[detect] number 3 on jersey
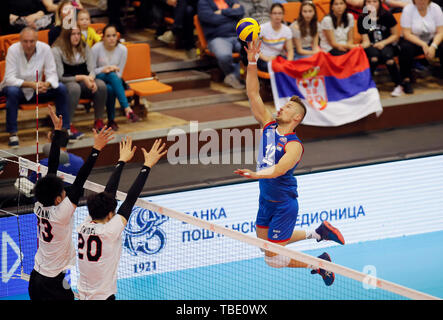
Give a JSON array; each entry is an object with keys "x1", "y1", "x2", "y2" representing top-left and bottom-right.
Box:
[
  {"x1": 37, "y1": 217, "x2": 54, "y2": 243},
  {"x1": 78, "y1": 234, "x2": 102, "y2": 262}
]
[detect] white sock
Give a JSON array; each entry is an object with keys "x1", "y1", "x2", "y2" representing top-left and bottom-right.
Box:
[{"x1": 306, "y1": 230, "x2": 321, "y2": 241}]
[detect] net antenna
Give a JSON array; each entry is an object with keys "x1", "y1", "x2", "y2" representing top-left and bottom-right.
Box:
[
  {"x1": 17, "y1": 157, "x2": 440, "y2": 301},
  {"x1": 35, "y1": 70, "x2": 40, "y2": 177}
]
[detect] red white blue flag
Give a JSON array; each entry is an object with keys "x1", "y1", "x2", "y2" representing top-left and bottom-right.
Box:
[{"x1": 269, "y1": 47, "x2": 383, "y2": 127}]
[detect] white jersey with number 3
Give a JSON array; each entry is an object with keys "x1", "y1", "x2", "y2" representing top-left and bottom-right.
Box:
[
  {"x1": 33, "y1": 198, "x2": 76, "y2": 277},
  {"x1": 76, "y1": 214, "x2": 125, "y2": 300}
]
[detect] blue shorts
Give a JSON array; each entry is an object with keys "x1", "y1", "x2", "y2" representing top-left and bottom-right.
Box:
[{"x1": 255, "y1": 196, "x2": 299, "y2": 243}]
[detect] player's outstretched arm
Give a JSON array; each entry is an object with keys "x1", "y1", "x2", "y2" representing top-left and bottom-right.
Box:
[
  {"x1": 104, "y1": 136, "x2": 137, "y2": 197},
  {"x1": 67, "y1": 127, "x2": 114, "y2": 207},
  {"x1": 245, "y1": 39, "x2": 273, "y2": 127},
  {"x1": 117, "y1": 139, "x2": 167, "y2": 225},
  {"x1": 46, "y1": 105, "x2": 67, "y2": 175},
  {"x1": 235, "y1": 141, "x2": 303, "y2": 179}
]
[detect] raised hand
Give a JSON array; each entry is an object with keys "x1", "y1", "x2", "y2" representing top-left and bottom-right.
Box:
[
  {"x1": 244, "y1": 39, "x2": 262, "y2": 63},
  {"x1": 48, "y1": 105, "x2": 63, "y2": 131},
  {"x1": 118, "y1": 136, "x2": 137, "y2": 163},
  {"x1": 92, "y1": 127, "x2": 114, "y2": 151},
  {"x1": 141, "y1": 139, "x2": 167, "y2": 168}
]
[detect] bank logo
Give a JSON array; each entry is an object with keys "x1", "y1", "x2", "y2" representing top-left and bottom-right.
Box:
[{"x1": 123, "y1": 207, "x2": 169, "y2": 256}]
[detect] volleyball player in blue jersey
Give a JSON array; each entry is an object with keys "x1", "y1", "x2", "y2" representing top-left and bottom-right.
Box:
[{"x1": 235, "y1": 40, "x2": 344, "y2": 286}]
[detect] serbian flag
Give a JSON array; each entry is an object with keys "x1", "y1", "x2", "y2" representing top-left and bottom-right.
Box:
[{"x1": 269, "y1": 47, "x2": 383, "y2": 127}]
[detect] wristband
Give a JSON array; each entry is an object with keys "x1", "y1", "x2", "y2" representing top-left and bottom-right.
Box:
[
  {"x1": 248, "y1": 61, "x2": 257, "y2": 65},
  {"x1": 431, "y1": 43, "x2": 438, "y2": 50}
]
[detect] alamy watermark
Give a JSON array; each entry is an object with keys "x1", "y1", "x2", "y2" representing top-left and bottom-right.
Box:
[{"x1": 166, "y1": 121, "x2": 267, "y2": 165}]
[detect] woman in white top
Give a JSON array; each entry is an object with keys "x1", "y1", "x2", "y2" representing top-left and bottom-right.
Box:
[
  {"x1": 290, "y1": 1, "x2": 321, "y2": 60},
  {"x1": 398, "y1": 0, "x2": 443, "y2": 93},
  {"x1": 319, "y1": 0, "x2": 359, "y2": 55},
  {"x1": 256, "y1": 3, "x2": 294, "y2": 72},
  {"x1": 92, "y1": 24, "x2": 139, "y2": 131}
]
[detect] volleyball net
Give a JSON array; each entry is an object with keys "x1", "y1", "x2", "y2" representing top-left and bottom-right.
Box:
[{"x1": 0, "y1": 153, "x2": 440, "y2": 300}]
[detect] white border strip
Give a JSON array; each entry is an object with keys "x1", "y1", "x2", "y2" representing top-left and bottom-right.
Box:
[{"x1": 20, "y1": 158, "x2": 440, "y2": 300}]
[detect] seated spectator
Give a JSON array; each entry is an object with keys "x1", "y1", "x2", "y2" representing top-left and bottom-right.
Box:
[
  {"x1": 239, "y1": 0, "x2": 273, "y2": 24},
  {"x1": 7, "y1": 0, "x2": 53, "y2": 33},
  {"x1": 0, "y1": 27, "x2": 70, "y2": 148},
  {"x1": 49, "y1": 0, "x2": 76, "y2": 46},
  {"x1": 157, "y1": 0, "x2": 199, "y2": 59},
  {"x1": 384, "y1": 0, "x2": 413, "y2": 13},
  {"x1": 290, "y1": 0, "x2": 321, "y2": 60},
  {"x1": 256, "y1": 3, "x2": 294, "y2": 71},
  {"x1": 91, "y1": 24, "x2": 140, "y2": 131},
  {"x1": 198, "y1": 0, "x2": 245, "y2": 89},
  {"x1": 52, "y1": 27, "x2": 107, "y2": 135},
  {"x1": 42, "y1": 0, "x2": 83, "y2": 13},
  {"x1": 398, "y1": 0, "x2": 443, "y2": 94},
  {"x1": 319, "y1": 0, "x2": 358, "y2": 55},
  {"x1": 359, "y1": 0, "x2": 402, "y2": 96},
  {"x1": 77, "y1": 9, "x2": 102, "y2": 48},
  {"x1": 28, "y1": 129, "x2": 84, "y2": 185}
]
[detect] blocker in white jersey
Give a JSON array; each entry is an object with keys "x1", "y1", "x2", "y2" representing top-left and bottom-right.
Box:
[
  {"x1": 28, "y1": 108, "x2": 114, "y2": 301},
  {"x1": 76, "y1": 137, "x2": 167, "y2": 300},
  {"x1": 77, "y1": 214, "x2": 125, "y2": 300},
  {"x1": 33, "y1": 198, "x2": 76, "y2": 277}
]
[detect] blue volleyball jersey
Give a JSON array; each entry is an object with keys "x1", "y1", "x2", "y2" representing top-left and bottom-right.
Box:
[{"x1": 257, "y1": 121, "x2": 304, "y2": 202}]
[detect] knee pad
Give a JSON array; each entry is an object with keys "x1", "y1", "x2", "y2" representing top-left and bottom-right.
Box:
[{"x1": 264, "y1": 254, "x2": 291, "y2": 268}]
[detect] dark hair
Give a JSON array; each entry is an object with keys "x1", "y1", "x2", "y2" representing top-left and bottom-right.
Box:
[
  {"x1": 297, "y1": 1, "x2": 318, "y2": 38},
  {"x1": 101, "y1": 24, "x2": 120, "y2": 46},
  {"x1": 290, "y1": 95, "x2": 307, "y2": 122},
  {"x1": 87, "y1": 192, "x2": 117, "y2": 220},
  {"x1": 270, "y1": 3, "x2": 285, "y2": 13},
  {"x1": 34, "y1": 174, "x2": 65, "y2": 206},
  {"x1": 329, "y1": 0, "x2": 349, "y2": 29},
  {"x1": 362, "y1": 0, "x2": 387, "y2": 18}
]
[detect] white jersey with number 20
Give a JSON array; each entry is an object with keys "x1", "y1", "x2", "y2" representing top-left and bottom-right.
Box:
[{"x1": 76, "y1": 214, "x2": 125, "y2": 300}]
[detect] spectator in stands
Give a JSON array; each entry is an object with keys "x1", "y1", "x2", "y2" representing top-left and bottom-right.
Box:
[
  {"x1": 92, "y1": 24, "x2": 140, "y2": 131},
  {"x1": 157, "y1": 0, "x2": 199, "y2": 59},
  {"x1": 28, "y1": 130, "x2": 84, "y2": 186},
  {"x1": 42, "y1": 0, "x2": 83, "y2": 13},
  {"x1": 0, "y1": 27, "x2": 70, "y2": 148},
  {"x1": 6, "y1": 0, "x2": 53, "y2": 33},
  {"x1": 239, "y1": 0, "x2": 273, "y2": 24},
  {"x1": 384, "y1": 0, "x2": 413, "y2": 13},
  {"x1": 52, "y1": 27, "x2": 107, "y2": 136},
  {"x1": 198, "y1": 0, "x2": 245, "y2": 89},
  {"x1": 77, "y1": 9, "x2": 102, "y2": 48},
  {"x1": 319, "y1": 0, "x2": 358, "y2": 55},
  {"x1": 49, "y1": 0, "x2": 76, "y2": 46},
  {"x1": 256, "y1": 3, "x2": 293, "y2": 71},
  {"x1": 398, "y1": 0, "x2": 443, "y2": 93},
  {"x1": 291, "y1": 0, "x2": 321, "y2": 60},
  {"x1": 358, "y1": 0, "x2": 402, "y2": 96}
]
